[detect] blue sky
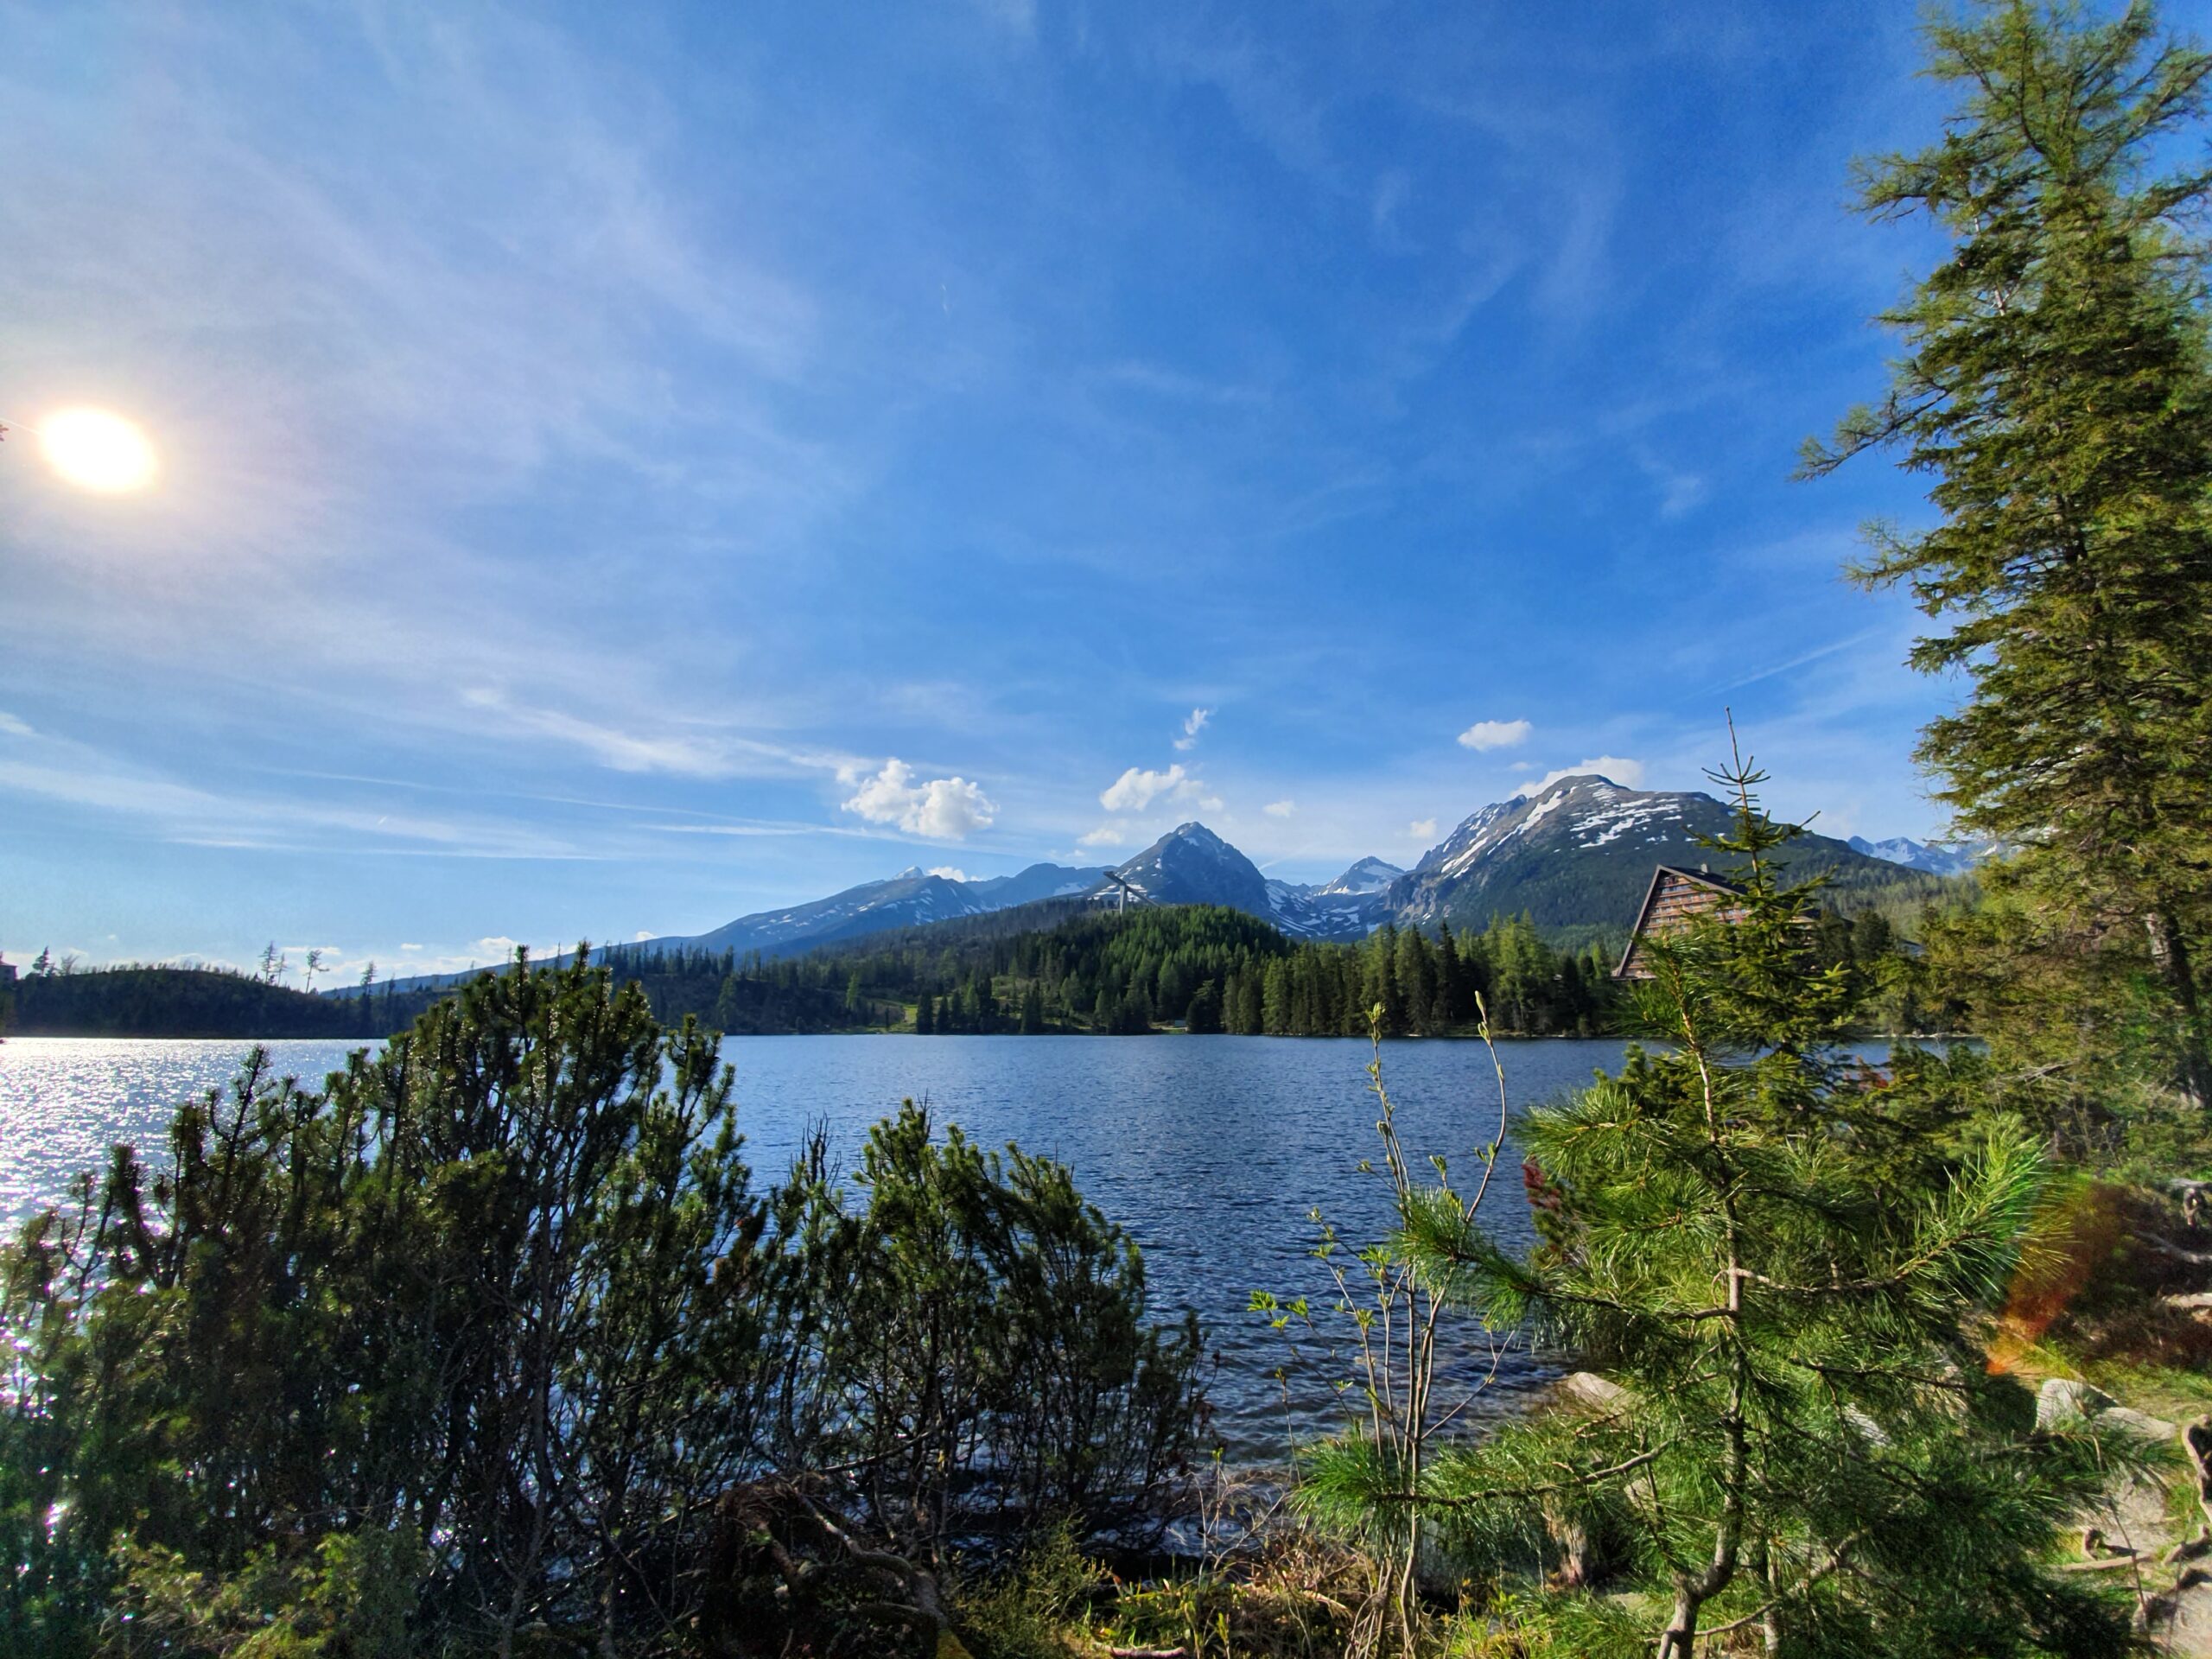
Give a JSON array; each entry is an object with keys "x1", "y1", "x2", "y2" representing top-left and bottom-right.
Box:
[{"x1": 6, "y1": 2, "x2": 2185, "y2": 978}]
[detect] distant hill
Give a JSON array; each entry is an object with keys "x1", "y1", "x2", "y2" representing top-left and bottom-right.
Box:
[
  {"x1": 639, "y1": 861, "x2": 1109, "y2": 962},
  {"x1": 5, "y1": 965, "x2": 427, "y2": 1039}
]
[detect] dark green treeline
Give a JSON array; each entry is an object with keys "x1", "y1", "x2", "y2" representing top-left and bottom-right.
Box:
[{"x1": 606, "y1": 904, "x2": 1624, "y2": 1038}]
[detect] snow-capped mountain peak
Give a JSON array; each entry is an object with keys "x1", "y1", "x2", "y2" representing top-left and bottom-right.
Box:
[
  {"x1": 1398, "y1": 775, "x2": 1911, "y2": 935},
  {"x1": 1316, "y1": 855, "x2": 1406, "y2": 897},
  {"x1": 1846, "y1": 835, "x2": 1993, "y2": 876}
]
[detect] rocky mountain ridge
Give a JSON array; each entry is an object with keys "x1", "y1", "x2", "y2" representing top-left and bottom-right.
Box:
[{"x1": 1394, "y1": 774, "x2": 1916, "y2": 943}]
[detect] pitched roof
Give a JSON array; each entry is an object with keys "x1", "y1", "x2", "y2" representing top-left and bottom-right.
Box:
[{"x1": 1614, "y1": 863, "x2": 1746, "y2": 980}]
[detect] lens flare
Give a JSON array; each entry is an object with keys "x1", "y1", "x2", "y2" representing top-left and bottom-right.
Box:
[{"x1": 38, "y1": 408, "x2": 158, "y2": 493}]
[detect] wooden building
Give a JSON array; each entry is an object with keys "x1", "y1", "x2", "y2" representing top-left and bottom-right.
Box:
[{"x1": 1613, "y1": 865, "x2": 1746, "y2": 980}]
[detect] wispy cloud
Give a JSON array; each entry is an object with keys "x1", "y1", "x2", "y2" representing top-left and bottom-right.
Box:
[
  {"x1": 1173, "y1": 707, "x2": 1213, "y2": 750},
  {"x1": 1713, "y1": 626, "x2": 1888, "y2": 695},
  {"x1": 0, "y1": 732, "x2": 590, "y2": 860},
  {"x1": 1638, "y1": 451, "x2": 1708, "y2": 518},
  {"x1": 1457, "y1": 717, "x2": 1531, "y2": 752}
]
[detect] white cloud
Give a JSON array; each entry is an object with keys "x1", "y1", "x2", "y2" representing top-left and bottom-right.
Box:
[
  {"x1": 842, "y1": 759, "x2": 997, "y2": 840},
  {"x1": 1408, "y1": 817, "x2": 1437, "y2": 840},
  {"x1": 1457, "y1": 718, "x2": 1532, "y2": 752},
  {"x1": 0, "y1": 712, "x2": 32, "y2": 737},
  {"x1": 1099, "y1": 762, "x2": 1212, "y2": 813},
  {"x1": 1173, "y1": 707, "x2": 1213, "y2": 751},
  {"x1": 632, "y1": 930, "x2": 652, "y2": 942},
  {"x1": 965, "y1": 0, "x2": 1037, "y2": 33},
  {"x1": 1078, "y1": 822, "x2": 1135, "y2": 849},
  {"x1": 400, "y1": 943, "x2": 423, "y2": 951},
  {"x1": 1262, "y1": 798, "x2": 1296, "y2": 817},
  {"x1": 1522, "y1": 756, "x2": 1646, "y2": 795},
  {"x1": 925, "y1": 865, "x2": 969, "y2": 882}
]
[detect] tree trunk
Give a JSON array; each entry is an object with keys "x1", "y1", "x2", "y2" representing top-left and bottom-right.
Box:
[
  {"x1": 1656, "y1": 1590, "x2": 1703, "y2": 1659},
  {"x1": 2145, "y1": 909, "x2": 2211, "y2": 1112}
]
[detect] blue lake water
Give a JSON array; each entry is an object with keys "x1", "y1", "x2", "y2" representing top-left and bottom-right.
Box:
[{"x1": 0, "y1": 1032, "x2": 1630, "y2": 1454}]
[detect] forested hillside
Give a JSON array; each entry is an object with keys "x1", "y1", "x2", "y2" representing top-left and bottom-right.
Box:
[
  {"x1": 3, "y1": 963, "x2": 438, "y2": 1039},
  {"x1": 592, "y1": 903, "x2": 1621, "y2": 1036}
]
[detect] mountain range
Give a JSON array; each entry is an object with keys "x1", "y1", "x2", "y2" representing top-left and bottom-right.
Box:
[
  {"x1": 1845, "y1": 834, "x2": 1996, "y2": 877},
  {"x1": 664, "y1": 860, "x2": 1110, "y2": 961},
  {"x1": 623, "y1": 773, "x2": 1958, "y2": 966}
]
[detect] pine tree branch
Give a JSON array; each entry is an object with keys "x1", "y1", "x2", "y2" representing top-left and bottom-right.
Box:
[
  {"x1": 1363, "y1": 1442, "x2": 1674, "y2": 1510},
  {"x1": 1694, "y1": 1530, "x2": 1867, "y2": 1637}
]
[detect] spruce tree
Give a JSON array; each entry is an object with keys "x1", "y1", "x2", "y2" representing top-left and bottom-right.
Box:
[
  {"x1": 1435, "y1": 918, "x2": 1465, "y2": 1023},
  {"x1": 1184, "y1": 980, "x2": 1224, "y2": 1033},
  {"x1": 1807, "y1": 0, "x2": 2212, "y2": 1109}
]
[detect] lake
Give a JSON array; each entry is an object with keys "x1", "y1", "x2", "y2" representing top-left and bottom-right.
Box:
[{"x1": 0, "y1": 1032, "x2": 1628, "y2": 1455}]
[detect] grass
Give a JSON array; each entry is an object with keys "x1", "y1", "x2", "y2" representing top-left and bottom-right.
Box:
[{"x1": 2074, "y1": 1357, "x2": 2212, "y2": 1425}]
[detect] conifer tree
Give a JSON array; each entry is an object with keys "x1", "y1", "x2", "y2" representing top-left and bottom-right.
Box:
[
  {"x1": 1306, "y1": 748, "x2": 2126, "y2": 1657},
  {"x1": 1185, "y1": 979, "x2": 1223, "y2": 1033},
  {"x1": 1262, "y1": 958, "x2": 1293, "y2": 1035},
  {"x1": 1807, "y1": 0, "x2": 2212, "y2": 1109}
]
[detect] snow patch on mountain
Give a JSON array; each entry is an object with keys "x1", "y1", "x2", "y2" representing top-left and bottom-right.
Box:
[
  {"x1": 1847, "y1": 835, "x2": 1993, "y2": 876},
  {"x1": 1316, "y1": 856, "x2": 1405, "y2": 897}
]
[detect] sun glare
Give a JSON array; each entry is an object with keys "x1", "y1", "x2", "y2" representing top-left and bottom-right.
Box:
[{"x1": 39, "y1": 407, "x2": 158, "y2": 493}]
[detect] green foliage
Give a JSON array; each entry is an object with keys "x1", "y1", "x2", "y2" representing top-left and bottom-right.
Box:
[
  {"x1": 771, "y1": 1102, "x2": 1207, "y2": 1557},
  {"x1": 601, "y1": 941, "x2": 893, "y2": 1033},
  {"x1": 102, "y1": 1527, "x2": 425, "y2": 1659},
  {"x1": 6, "y1": 963, "x2": 435, "y2": 1039},
  {"x1": 2, "y1": 951, "x2": 772, "y2": 1652},
  {"x1": 1314, "y1": 753, "x2": 2134, "y2": 1656},
  {"x1": 0, "y1": 949, "x2": 1208, "y2": 1657},
  {"x1": 950, "y1": 1523, "x2": 1105, "y2": 1659},
  {"x1": 1808, "y1": 0, "x2": 2212, "y2": 1111}
]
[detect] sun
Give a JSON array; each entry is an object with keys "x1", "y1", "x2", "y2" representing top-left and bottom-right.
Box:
[{"x1": 39, "y1": 408, "x2": 158, "y2": 493}]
